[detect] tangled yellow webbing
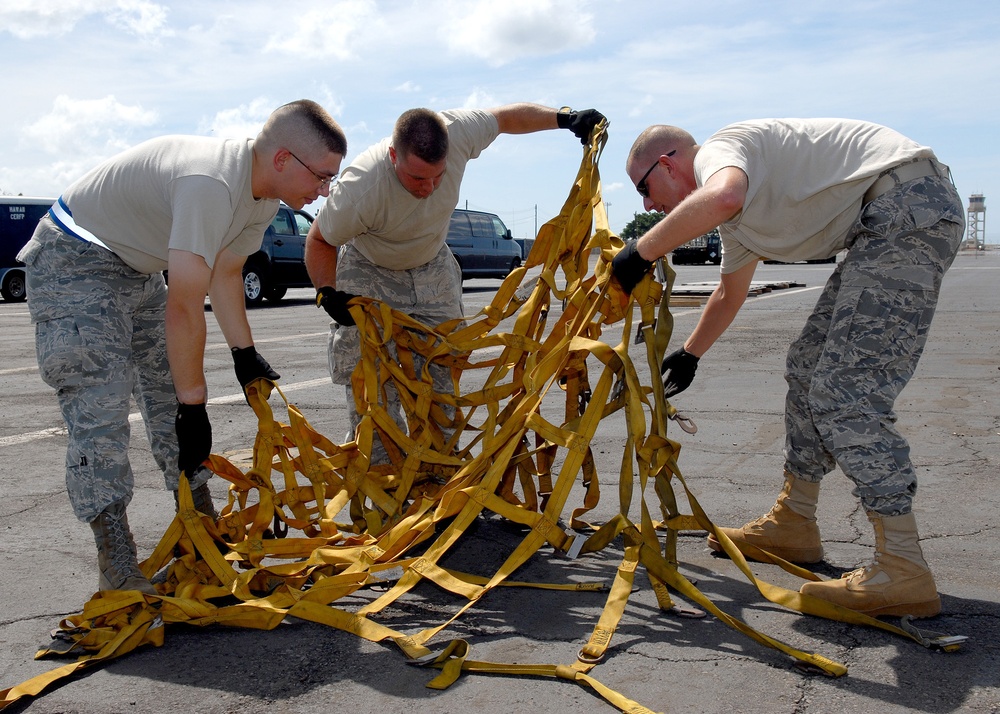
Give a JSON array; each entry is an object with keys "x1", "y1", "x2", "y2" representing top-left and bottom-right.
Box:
[{"x1": 5, "y1": 122, "x2": 958, "y2": 714}]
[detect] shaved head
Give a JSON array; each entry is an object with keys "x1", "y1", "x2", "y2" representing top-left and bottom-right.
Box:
[{"x1": 627, "y1": 125, "x2": 697, "y2": 169}]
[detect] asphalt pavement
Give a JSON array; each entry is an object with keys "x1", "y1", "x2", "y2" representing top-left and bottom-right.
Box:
[{"x1": 1, "y1": 250, "x2": 998, "y2": 714}]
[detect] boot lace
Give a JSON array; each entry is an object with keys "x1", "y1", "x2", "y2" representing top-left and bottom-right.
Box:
[{"x1": 101, "y1": 509, "x2": 142, "y2": 586}]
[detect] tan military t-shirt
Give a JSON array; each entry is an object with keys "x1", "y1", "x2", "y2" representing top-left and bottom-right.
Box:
[
  {"x1": 315, "y1": 109, "x2": 499, "y2": 271},
  {"x1": 694, "y1": 118, "x2": 935, "y2": 273},
  {"x1": 59, "y1": 135, "x2": 277, "y2": 274}
]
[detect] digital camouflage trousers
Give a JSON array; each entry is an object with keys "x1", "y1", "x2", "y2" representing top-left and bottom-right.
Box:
[
  {"x1": 328, "y1": 242, "x2": 465, "y2": 464},
  {"x1": 783, "y1": 172, "x2": 966, "y2": 515},
  {"x1": 21, "y1": 219, "x2": 209, "y2": 522}
]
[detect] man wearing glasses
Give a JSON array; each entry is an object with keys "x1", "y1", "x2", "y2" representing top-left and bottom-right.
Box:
[
  {"x1": 18, "y1": 100, "x2": 347, "y2": 595},
  {"x1": 611, "y1": 119, "x2": 964, "y2": 619},
  {"x1": 306, "y1": 103, "x2": 604, "y2": 466}
]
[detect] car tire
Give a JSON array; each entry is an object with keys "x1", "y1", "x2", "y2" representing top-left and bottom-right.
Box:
[
  {"x1": 265, "y1": 286, "x2": 287, "y2": 303},
  {"x1": 505, "y1": 257, "x2": 521, "y2": 278},
  {"x1": 1, "y1": 270, "x2": 26, "y2": 302},
  {"x1": 242, "y1": 264, "x2": 266, "y2": 306}
]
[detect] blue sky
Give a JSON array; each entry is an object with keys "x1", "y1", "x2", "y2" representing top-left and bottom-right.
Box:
[{"x1": 2, "y1": 0, "x2": 998, "y2": 242}]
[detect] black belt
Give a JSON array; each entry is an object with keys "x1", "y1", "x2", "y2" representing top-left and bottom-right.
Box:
[{"x1": 863, "y1": 158, "x2": 942, "y2": 204}]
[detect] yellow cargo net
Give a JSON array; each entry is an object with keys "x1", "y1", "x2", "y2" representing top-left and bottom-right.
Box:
[{"x1": 1, "y1": 123, "x2": 959, "y2": 713}]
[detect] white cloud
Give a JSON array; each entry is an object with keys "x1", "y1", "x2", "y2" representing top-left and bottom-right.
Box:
[
  {"x1": 442, "y1": 0, "x2": 596, "y2": 66},
  {"x1": 1, "y1": 1, "x2": 998, "y2": 236},
  {"x1": 461, "y1": 88, "x2": 499, "y2": 111},
  {"x1": 21, "y1": 95, "x2": 158, "y2": 155},
  {"x1": 628, "y1": 96, "x2": 654, "y2": 119},
  {"x1": 264, "y1": 0, "x2": 383, "y2": 61},
  {"x1": 309, "y1": 86, "x2": 347, "y2": 120},
  {"x1": 106, "y1": 0, "x2": 169, "y2": 36},
  {"x1": 197, "y1": 97, "x2": 276, "y2": 139},
  {"x1": 0, "y1": 0, "x2": 168, "y2": 39}
]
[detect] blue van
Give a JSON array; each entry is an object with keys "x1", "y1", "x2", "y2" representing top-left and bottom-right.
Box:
[
  {"x1": 446, "y1": 209, "x2": 522, "y2": 279},
  {"x1": 1, "y1": 196, "x2": 55, "y2": 302}
]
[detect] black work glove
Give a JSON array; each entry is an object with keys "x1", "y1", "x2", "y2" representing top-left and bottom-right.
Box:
[
  {"x1": 176, "y1": 402, "x2": 212, "y2": 477},
  {"x1": 661, "y1": 349, "x2": 700, "y2": 398},
  {"x1": 317, "y1": 286, "x2": 359, "y2": 326},
  {"x1": 611, "y1": 240, "x2": 654, "y2": 295},
  {"x1": 556, "y1": 107, "x2": 606, "y2": 144},
  {"x1": 231, "y1": 345, "x2": 280, "y2": 390}
]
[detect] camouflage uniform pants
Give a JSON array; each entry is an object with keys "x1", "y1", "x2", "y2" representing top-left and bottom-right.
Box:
[
  {"x1": 328, "y1": 242, "x2": 464, "y2": 464},
  {"x1": 783, "y1": 171, "x2": 965, "y2": 515},
  {"x1": 20, "y1": 218, "x2": 205, "y2": 523}
]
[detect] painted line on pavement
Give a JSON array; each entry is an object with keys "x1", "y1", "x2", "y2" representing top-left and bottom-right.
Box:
[
  {"x1": 0, "y1": 286, "x2": 824, "y2": 447},
  {"x1": 0, "y1": 377, "x2": 335, "y2": 448}
]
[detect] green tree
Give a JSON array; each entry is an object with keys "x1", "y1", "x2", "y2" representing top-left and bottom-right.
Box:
[{"x1": 620, "y1": 211, "x2": 665, "y2": 242}]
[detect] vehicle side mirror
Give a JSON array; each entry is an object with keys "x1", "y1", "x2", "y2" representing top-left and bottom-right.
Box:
[{"x1": 505, "y1": 229, "x2": 512, "y2": 240}]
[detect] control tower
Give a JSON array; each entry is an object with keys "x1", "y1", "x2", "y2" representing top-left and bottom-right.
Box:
[{"x1": 966, "y1": 194, "x2": 986, "y2": 250}]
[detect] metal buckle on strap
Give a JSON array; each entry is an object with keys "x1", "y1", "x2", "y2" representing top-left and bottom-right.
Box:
[{"x1": 863, "y1": 158, "x2": 941, "y2": 204}]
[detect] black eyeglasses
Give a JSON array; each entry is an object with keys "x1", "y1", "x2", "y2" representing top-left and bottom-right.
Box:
[
  {"x1": 636, "y1": 149, "x2": 676, "y2": 198},
  {"x1": 288, "y1": 150, "x2": 335, "y2": 188}
]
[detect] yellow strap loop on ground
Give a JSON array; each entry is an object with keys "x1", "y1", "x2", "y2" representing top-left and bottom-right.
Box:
[{"x1": 3, "y1": 119, "x2": 963, "y2": 714}]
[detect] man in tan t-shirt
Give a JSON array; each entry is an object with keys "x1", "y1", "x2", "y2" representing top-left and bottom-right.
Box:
[
  {"x1": 611, "y1": 118, "x2": 964, "y2": 619},
  {"x1": 306, "y1": 104, "x2": 604, "y2": 464},
  {"x1": 19, "y1": 100, "x2": 347, "y2": 595}
]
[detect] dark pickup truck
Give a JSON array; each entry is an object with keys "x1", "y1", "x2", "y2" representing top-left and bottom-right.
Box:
[{"x1": 241, "y1": 203, "x2": 316, "y2": 304}]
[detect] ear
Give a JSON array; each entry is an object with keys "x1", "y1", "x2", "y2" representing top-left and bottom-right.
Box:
[
  {"x1": 388, "y1": 145, "x2": 397, "y2": 164},
  {"x1": 273, "y1": 148, "x2": 291, "y2": 173}
]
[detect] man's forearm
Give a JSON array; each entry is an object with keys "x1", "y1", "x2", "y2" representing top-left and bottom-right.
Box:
[
  {"x1": 682, "y1": 262, "x2": 755, "y2": 356},
  {"x1": 209, "y1": 273, "x2": 254, "y2": 351},
  {"x1": 491, "y1": 103, "x2": 560, "y2": 135},
  {"x1": 165, "y1": 299, "x2": 209, "y2": 403},
  {"x1": 305, "y1": 223, "x2": 340, "y2": 288}
]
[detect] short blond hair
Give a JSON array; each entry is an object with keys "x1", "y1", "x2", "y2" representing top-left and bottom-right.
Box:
[
  {"x1": 256, "y1": 99, "x2": 347, "y2": 157},
  {"x1": 628, "y1": 125, "x2": 696, "y2": 168}
]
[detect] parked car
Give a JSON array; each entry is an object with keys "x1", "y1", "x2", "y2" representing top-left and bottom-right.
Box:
[
  {"x1": 241, "y1": 203, "x2": 316, "y2": 305},
  {"x1": 446, "y1": 209, "x2": 522, "y2": 279},
  {"x1": 671, "y1": 229, "x2": 721, "y2": 266},
  {"x1": 0, "y1": 196, "x2": 56, "y2": 302}
]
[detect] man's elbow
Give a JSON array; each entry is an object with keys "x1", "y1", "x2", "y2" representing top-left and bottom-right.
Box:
[
  {"x1": 707, "y1": 169, "x2": 748, "y2": 222},
  {"x1": 714, "y1": 189, "x2": 745, "y2": 223}
]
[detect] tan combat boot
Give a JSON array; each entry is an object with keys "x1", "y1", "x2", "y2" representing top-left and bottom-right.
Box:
[
  {"x1": 799, "y1": 510, "x2": 940, "y2": 618},
  {"x1": 707, "y1": 472, "x2": 824, "y2": 564},
  {"x1": 90, "y1": 500, "x2": 157, "y2": 595}
]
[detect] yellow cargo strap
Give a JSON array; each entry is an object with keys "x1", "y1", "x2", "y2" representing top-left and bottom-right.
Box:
[{"x1": 1, "y1": 121, "x2": 964, "y2": 713}]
